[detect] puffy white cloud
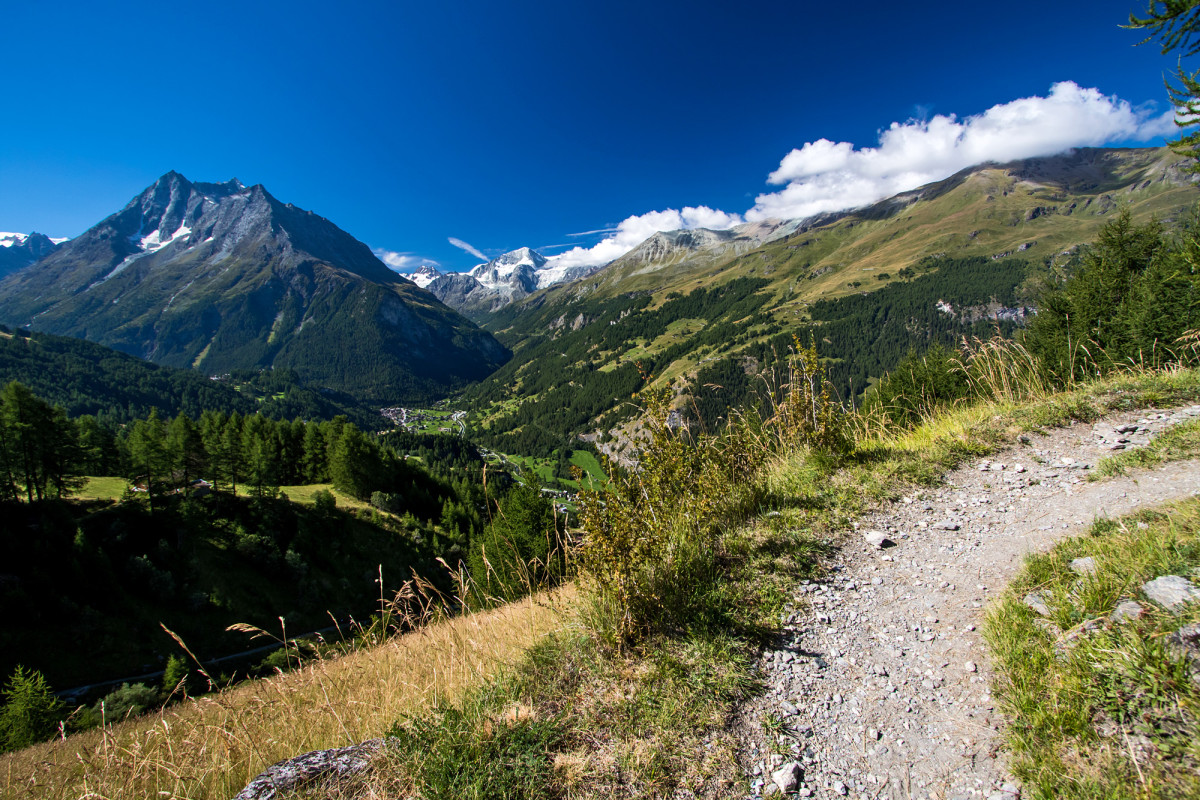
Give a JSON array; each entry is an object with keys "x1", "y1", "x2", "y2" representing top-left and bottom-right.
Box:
[
  {"x1": 549, "y1": 205, "x2": 744, "y2": 269},
  {"x1": 373, "y1": 248, "x2": 437, "y2": 272},
  {"x1": 448, "y1": 236, "x2": 488, "y2": 262},
  {"x1": 747, "y1": 81, "x2": 1176, "y2": 221}
]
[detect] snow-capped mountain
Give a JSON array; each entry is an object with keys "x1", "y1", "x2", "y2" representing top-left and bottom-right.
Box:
[
  {"x1": 0, "y1": 232, "x2": 70, "y2": 248},
  {"x1": 406, "y1": 264, "x2": 444, "y2": 289},
  {"x1": 424, "y1": 247, "x2": 600, "y2": 317},
  {"x1": 0, "y1": 231, "x2": 67, "y2": 278},
  {"x1": 469, "y1": 246, "x2": 598, "y2": 293},
  {"x1": 467, "y1": 247, "x2": 548, "y2": 294}
]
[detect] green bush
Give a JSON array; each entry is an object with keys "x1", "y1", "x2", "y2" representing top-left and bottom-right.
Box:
[
  {"x1": 576, "y1": 344, "x2": 846, "y2": 645},
  {"x1": 92, "y1": 682, "x2": 161, "y2": 723},
  {"x1": 468, "y1": 485, "x2": 565, "y2": 602},
  {"x1": 162, "y1": 653, "x2": 189, "y2": 696},
  {"x1": 862, "y1": 342, "x2": 971, "y2": 427}
]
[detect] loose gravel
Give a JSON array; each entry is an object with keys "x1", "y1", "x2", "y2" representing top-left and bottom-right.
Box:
[{"x1": 739, "y1": 407, "x2": 1200, "y2": 800}]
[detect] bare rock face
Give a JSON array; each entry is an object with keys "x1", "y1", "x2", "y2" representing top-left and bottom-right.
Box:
[{"x1": 231, "y1": 738, "x2": 391, "y2": 800}]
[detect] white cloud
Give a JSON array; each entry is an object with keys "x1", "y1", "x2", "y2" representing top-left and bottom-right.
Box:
[
  {"x1": 549, "y1": 205, "x2": 744, "y2": 269},
  {"x1": 747, "y1": 81, "x2": 1176, "y2": 221},
  {"x1": 567, "y1": 226, "x2": 620, "y2": 237},
  {"x1": 448, "y1": 236, "x2": 488, "y2": 262},
  {"x1": 373, "y1": 248, "x2": 437, "y2": 273}
]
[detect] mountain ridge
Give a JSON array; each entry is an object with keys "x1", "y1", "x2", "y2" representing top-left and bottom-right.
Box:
[
  {"x1": 0, "y1": 231, "x2": 65, "y2": 279},
  {"x1": 463, "y1": 146, "x2": 1200, "y2": 458},
  {"x1": 0, "y1": 172, "x2": 509, "y2": 403}
]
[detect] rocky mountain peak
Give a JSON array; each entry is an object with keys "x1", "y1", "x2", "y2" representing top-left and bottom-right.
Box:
[
  {"x1": 0, "y1": 173, "x2": 509, "y2": 401},
  {"x1": 492, "y1": 246, "x2": 547, "y2": 269},
  {"x1": 0, "y1": 231, "x2": 65, "y2": 279},
  {"x1": 407, "y1": 264, "x2": 443, "y2": 288}
]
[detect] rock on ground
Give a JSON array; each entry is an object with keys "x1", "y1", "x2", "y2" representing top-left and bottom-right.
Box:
[{"x1": 232, "y1": 738, "x2": 390, "y2": 800}]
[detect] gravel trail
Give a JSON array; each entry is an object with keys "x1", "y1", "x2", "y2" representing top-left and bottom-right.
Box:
[{"x1": 741, "y1": 407, "x2": 1200, "y2": 800}]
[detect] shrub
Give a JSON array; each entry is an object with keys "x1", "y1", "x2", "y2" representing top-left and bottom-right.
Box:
[
  {"x1": 162, "y1": 654, "x2": 189, "y2": 696},
  {"x1": 468, "y1": 485, "x2": 565, "y2": 602},
  {"x1": 861, "y1": 342, "x2": 970, "y2": 427},
  {"x1": 766, "y1": 337, "x2": 848, "y2": 453},
  {"x1": 312, "y1": 488, "x2": 337, "y2": 513},
  {"x1": 576, "y1": 386, "x2": 759, "y2": 645},
  {"x1": 92, "y1": 682, "x2": 161, "y2": 723},
  {"x1": 575, "y1": 344, "x2": 848, "y2": 645}
]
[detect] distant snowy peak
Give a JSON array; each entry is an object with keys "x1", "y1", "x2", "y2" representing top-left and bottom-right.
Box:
[
  {"x1": 424, "y1": 246, "x2": 599, "y2": 316},
  {"x1": 467, "y1": 247, "x2": 547, "y2": 293},
  {"x1": 0, "y1": 232, "x2": 68, "y2": 248},
  {"x1": 532, "y1": 259, "x2": 599, "y2": 291},
  {"x1": 468, "y1": 246, "x2": 595, "y2": 293},
  {"x1": 0, "y1": 232, "x2": 67, "y2": 278},
  {"x1": 407, "y1": 264, "x2": 444, "y2": 289},
  {"x1": 491, "y1": 246, "x2": 547, "y2": 271},
  {"x1": 468, "y1": 246, "x2": 548, "y2": 287}
]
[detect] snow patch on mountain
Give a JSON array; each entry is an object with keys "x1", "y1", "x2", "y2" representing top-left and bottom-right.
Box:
[
  {"x1": 0, "y1": 232, "x2": 28, "y2": 248},
  {"x1": 139, "y1": 224, "x2": 192, "y2": 252}
]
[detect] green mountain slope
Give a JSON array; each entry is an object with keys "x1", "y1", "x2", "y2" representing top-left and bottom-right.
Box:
[{"x1": 466, "y1": 148, "x2": 1199, "y2": 456}]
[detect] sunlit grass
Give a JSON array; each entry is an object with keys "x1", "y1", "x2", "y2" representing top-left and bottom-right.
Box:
[
  {"x1": 1092, "y1": 417, "x2": 1200, "y2": 479},
  {"x1": 984, "y1": 503, "x2": 1200, "y2": 799},
  {"x1": 72, "y1": 475, "x2": 128, "y2": 501},
  {"x1": 0, "y1": 587, "x2": 576, "y2": 800}
]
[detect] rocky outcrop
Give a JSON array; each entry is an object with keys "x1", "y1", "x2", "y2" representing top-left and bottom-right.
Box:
[{"x1": 232, "y1": 738, "x2": 392, "y2": 800}]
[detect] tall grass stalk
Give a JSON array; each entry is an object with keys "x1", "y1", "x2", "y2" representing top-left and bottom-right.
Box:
[{"x1": 957, "y1": 335, "x2": 1055, "y2": 405}]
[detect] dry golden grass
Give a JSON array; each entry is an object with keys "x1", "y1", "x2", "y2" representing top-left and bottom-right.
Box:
[{"x1": 0, "y1": 586, "x2": 576, "y2": 800}]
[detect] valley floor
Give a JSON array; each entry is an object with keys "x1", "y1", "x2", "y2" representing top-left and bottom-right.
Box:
[{"x1": 738, "y1": 407, "x2": 1200, "y2": 800}]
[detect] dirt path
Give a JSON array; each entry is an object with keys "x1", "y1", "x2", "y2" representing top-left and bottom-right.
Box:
[{"x1": 740, "y1": 406, "x2": 1200, "y2": 800}]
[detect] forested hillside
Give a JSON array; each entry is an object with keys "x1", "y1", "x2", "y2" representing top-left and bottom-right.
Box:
[
  {"x1": 466, "y1": 256, "x2": 1033, "y2": 456},
  {"x1": 0, "y1": 382, "x2": 564, "y2": 699},
  {"x1": 0, "y1": 326, "x2": 381, "y2": 428}
]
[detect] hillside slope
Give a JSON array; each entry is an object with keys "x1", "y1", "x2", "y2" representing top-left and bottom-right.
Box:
[
  {"x1": 0, "y1": 326, "x2": 379, "y2": 426},
  {"x1": 465, "y1": 148, "x2": 1199, "y2": 456}
]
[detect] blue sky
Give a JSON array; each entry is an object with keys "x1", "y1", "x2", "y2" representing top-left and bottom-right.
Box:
[{"x1": 0, "y1": 0, "x2": 1186, "y2": 271}]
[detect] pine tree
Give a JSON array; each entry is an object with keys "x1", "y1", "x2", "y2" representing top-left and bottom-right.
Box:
[
  {"x1": 1129, "y1": 1, "x2": 1200, "y2": 170},
  {"x1": 127, "y1": 409, "x2": 168, "y2": 512},
  {"x1": 0, "y1": 665, "x2": 65, "y2": 752}
]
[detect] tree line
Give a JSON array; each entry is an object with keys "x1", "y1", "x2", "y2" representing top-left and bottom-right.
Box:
[
  {"x1": 864, "y1": 208, "x2": 1200, "y2": 425},
  {"x1": 0, "y1": 326, "x2": 383, "y2": 428}
]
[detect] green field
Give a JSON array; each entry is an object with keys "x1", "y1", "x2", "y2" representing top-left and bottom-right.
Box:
[
  {"x1": 494, "y1": 449, "x2": 608, "y2": 489},
  {"x1": 71, "y1": 477, "x2": 378, "y2": 515},
  {"x1": 570, "y1": 449, "x2": 606, "y2": 488},
  {"x1": 74, "y1": 476, "x2": 129, "y2": 501}
]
